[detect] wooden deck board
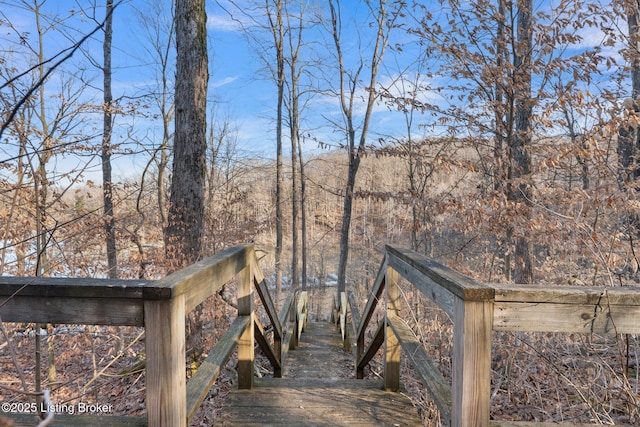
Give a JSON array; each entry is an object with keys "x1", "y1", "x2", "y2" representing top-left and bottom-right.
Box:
[
  {"x1": 217, "y1": 321, "x2": 422, "y2": 426},
  {"x1": 217, "y1": 378, "x2": 420, "y2": 426},
  {"x1": 2, "y1": 414, "x2": 147, "y2": 426}
]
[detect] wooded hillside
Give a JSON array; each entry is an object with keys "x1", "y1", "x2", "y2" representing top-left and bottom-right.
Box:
[{"x1": 2, "y1": 0, "x2": 640, "y2": 424}]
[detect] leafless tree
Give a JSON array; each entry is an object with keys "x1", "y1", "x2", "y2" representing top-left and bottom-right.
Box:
[
  {"x1": 164, "y1": 0, "x2": 208, "y2": 269},
  {"x1": 324, "y1": 0, "x2": 399, "y2": 294}
]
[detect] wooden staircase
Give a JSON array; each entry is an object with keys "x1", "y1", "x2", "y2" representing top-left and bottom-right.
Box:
[{"x1": 216, "y1": 321, "x2": 422, "y2": 426}]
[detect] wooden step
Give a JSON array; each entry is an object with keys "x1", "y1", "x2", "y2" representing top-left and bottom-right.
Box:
[
  {"x1": 284, "y1": 321, "x2": 352, "y2": 379},
  {"x1": 216, "y1": 321, "x2": 423, "y2": 426},
  {"x1": 216, "y1": 377, "x2": 422, "y2": 426}
]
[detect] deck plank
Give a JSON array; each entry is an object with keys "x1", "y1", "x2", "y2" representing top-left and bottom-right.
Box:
[{"x1": 217, "y1": 321, "x2": 422, "y2": 426}]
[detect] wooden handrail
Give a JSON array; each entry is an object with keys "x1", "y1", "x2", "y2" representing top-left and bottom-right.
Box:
[
  {"x1": 353, "y1": 257, "x2": 387, "y2": 378},
  {"x1": 254, "y1": 265, "x2": 283, "y2": 342},
  {"x1": 352, "y1": 245, "x2": 640, "y2": 427},
  {"x1": 347, "y1": 290, "x2": 360, "y2": 332},
  {"x1": 278, "y1": 290, "x2": 302, "y2": 354},
  {"x1": 385, "y1": 245, "x2": 493, "y2": 302},
  {"x1": 387, "y1": 313, "x2": 452, "y2": 423},
  {"x1": 296, "y1": 291, "x2": 308, "y2": 341},
  {"x1": 338, "y1": 292, "x2": 347, "y2": 340},
  {"x1": 331, "y1": 290, "x2": 355, "y2": 352},
  {"x1": 493, "y1": 283, "x2": 640, "y2": 334},
  {"x1": 357, "y1": 318, "x2": 384, "y2": 375},
  {"x1": 186, "y1": 315, "x2": 250, "y2": 423},
  {"x1": 157, "y1": 245, "x2": 252, "y2": 311},
  {"x1": 0, "y1": 243, "x2": 299, "y2": 427}
]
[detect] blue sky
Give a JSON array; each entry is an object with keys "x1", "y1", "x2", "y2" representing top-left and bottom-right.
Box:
[{"x1": 0, "y1": 0, "x2": 631, "y2": 184}]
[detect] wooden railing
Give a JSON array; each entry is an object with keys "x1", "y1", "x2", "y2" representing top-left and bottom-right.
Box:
[
  {"x1": 0, "y1": 244, "x2": 305, "y2": 427},
  {"x1": 347, "y1": 245, "x2": 640, "y2": 427}
]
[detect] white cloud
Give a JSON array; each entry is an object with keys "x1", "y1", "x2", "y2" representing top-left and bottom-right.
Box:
[
  {"x1": 207, "y1": 14, "x2": 244, "y2": 32},
  {"x1": 212, "y1": 76, "x2": 239, "y2": 88}
]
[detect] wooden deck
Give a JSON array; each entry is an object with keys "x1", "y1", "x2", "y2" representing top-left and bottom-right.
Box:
[{"x1": 216, "y1": 321, "x2": 423, "y2": 426}]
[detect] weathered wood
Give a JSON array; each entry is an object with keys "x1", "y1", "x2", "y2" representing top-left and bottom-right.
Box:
[
  {"x1": 3, "y1": 414, "x2": 147, "y2": 426},
  {"x1": 0, "y1": 245, "x2": 256, "y2": 325},
  {"x1": 279, "y1": 292, "x2": 295, "y2": 354},
  {"x1": 357, "y1": 319, "x2": 384, "y2": 378},
  {"x1": 494, "y1": 301, "x2": 640, "y2": 334},
  {"x1": 387, "y1": 313, "x2": 452, "y2": 424},
  {"x1": 253, "y1": 260, "x2": 283, "y2": 341},
  {"x1": 344, "y1": 291, "x2": 358, "y2": 353},
  {"x1": 219, "y1": 321, "x2": 422, "y2": 426},
  {"x1": 493, "y1": 283, "x2": 640, "y2": 305},
  {"x1": 339, "y1": 292, "x2": 347, "y2": 341},
  {"x1": 0, "y1": 277, "x2": 148, "y2": 325},
  {"x1": 144, "y1": 294, "x2": 186, "y2": 427},
  {"x1": 278, "y1": 293, "x2": 294, "y2": 328},
  {"x1": 296, "y1": 291, "x2": 308, "y2": 340},
  {"x1": 151, "y1": 244, "x2": 252, "y2": 311},
  {"x1": 384, "y1": 267, "x2": 401, "y2": 392},
  {"x1": 218, "y1": 378, "x2": 422, "y2": 427},
  {"x1": 349, "y1": 286, "x2": 368, "y2": 379},
  {"x1": 283, "y1": 321, "x2": 351, "y2": 378},
  {"x1": 0, "y1": 244, "x2": 278, "y2": 426},
  {"x1": 347, "y1": 290, "x2": 361, "y2": 332},
  {"x1": 237, "y1": 265, "x2": 254, "y2": 390},
  {"x1": 0, "y1": 295, "x2": 144, "y2": 326},
  {"x1": 494, "y1": 284, "x2": 640, "y2": 334},
  {"x1": 186, "y1": 315, "x2": 249, "y2": 423},
  {"x1": 0, "y1": 276, "x2": 151, "y2": 299},
  {"x1": 254, "y1": 316, "x2": 281, "y2": 375},
  {"x1": 386, "y1": 244, "x2": 494, "y2": 302},
  {"x1": 281, "y1": 319, "x2": 297, "y2": 358},
  {"x1": 489, "y1": 422, "x2": 637, "y2": 427},
  {"x1": 356, "y1": 257, "x2": 386, "y2": 341},
  {"x1": 452, "y1": 296, "x2": 492, "y2": 427},
  {"x1": 387, "y1": 250, "x2": 456, "y2": 316}
]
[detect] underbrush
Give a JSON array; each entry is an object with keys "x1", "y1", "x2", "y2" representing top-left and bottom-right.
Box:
[{"x1": 400, "y1": 300, "x2": 640, "y2": 426}]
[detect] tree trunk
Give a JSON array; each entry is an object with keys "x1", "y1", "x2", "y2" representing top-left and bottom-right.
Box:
[
  {"x1": 270, "y1": 0, "x2": 285, "y2": 304},
  {"x1": 297, "y1": 138, "x2": 308, "y2": 289},
  {"x1": 511, "y1": 0, "x2": 534, "y2": 284},
  {"x1": 34, "y1": 0, "x2": 54, "y2": 404},
  {"x1": 165, "y1": 0, "x2": 208, "y2": 270},
  {"x1": 290, "y1": 119, "x2": 299, "y2": 290},
  {"x1": 165, "y1": 0, "x2": 208, "y2": 360},
  {"x1": 289, "y1": 28, "x2": 300, "y2": 290},
  {"x1": 630, "y1": 5, "x2": 640, "y2": 97},
  {"x1": 102, "y1": 0, "x2": 118, "y2": 280},
  {"x1": 337, "y1": 153, "x2": 360, "y2": 294},
  {"x1": 331, "y1": 0, "x2": 390, "y2": 295}
]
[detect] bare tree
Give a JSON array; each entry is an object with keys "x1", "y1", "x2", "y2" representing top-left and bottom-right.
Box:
[
  {"x1": 510, "y1": 0, "x2": 534, "y2": 283},
  {"x1": 164, "y1": 0, "x2": 208, "y2": 269},
  {"x1": 163, "y1": 0, "x2": 208, "y2": 360},
  {"x1": 135, "y1": 0, "x2": 175, "y2": 227},
  {"x1": 266, "y1": 0, "x2": 286, "y2": 301},
  {"x1": 325, "y1": 0, "x2": 398, "y2": 295},
  {"x1": 284, "y1": 0, "x2": 310, "y2": 289},
  {"x1": 102, "y1": 0, "x2": 118, "y2": 280}
]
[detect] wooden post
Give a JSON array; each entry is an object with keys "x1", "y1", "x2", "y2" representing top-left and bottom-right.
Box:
[
  {"x1": 341, "y1": 292, "x2": 352, "y2": 352},
  {"x1": 384, "y1": 267, "x2": 401, "y2": 392},
  {"x1": 144, "y1": 295, "x2": 186, "y2": 427},
  {"x1": 290, "y1": 291, "x2": 298, "y2": 350},
  {"x1": 356, "y1": 327, "x2": 365, "y2": 379},
  {"x1": 237, "y1": 263, "x2": 254, "y2": 389},
  {"x1": 452, "y1": 297, "x2": 492, "y2": 427}
]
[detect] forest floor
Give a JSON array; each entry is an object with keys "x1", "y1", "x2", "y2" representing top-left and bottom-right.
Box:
[{"x1": 0, "y1": 287, "x2": 639, "y2": 426}]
